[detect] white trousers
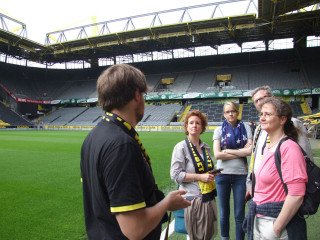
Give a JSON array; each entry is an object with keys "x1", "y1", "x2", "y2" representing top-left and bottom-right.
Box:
[{"x1": 253, "y1": 216, "x2": 288, "y2": 240}]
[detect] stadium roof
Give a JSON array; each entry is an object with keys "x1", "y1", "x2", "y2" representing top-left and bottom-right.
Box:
[
  {"x1": 258, "y1": 0, "x2": 320, "y2": 19},
  {"x1": 0, "y1": 0, "x2": 319, "y2": 64}
]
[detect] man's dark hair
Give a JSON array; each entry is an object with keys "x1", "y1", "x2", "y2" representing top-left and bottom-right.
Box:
[{"x1": 97, "y1": 64, "x2": 147, "y2": 112}]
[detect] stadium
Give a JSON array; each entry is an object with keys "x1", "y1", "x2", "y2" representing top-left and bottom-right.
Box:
[{"x1": 1, "y1": 0, "x2": 320, "y2": 239}]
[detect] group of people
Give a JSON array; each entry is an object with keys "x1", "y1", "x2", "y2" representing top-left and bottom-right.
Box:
[{"x1": 80, "y1": 64, "x2": 312, "y2": 240}]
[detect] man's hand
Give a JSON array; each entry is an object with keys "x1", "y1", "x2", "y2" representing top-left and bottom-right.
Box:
[
  {"x1": 115, "y1": 189, "x2": 190, "y2": 239},
  {"x1": 165, "y1": 190, "x2": 191, "y2": 211}
]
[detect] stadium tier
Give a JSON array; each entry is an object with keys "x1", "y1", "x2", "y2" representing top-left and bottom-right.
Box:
[
  {"x1": 0, "y1": 46, "x2": 319, "y2": 128},
  {"x1": 0, "y1": 102, "x2": 33, "y2": 126},
  {"x1": 1, "y1": 48, "x2": 320, "y2": 101}
]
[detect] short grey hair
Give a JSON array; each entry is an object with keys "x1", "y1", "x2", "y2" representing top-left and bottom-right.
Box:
[{"x1": 251, "y1": 85, "x2": 273, "y2": 98}]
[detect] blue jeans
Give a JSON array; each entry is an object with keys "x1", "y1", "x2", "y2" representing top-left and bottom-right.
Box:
[{"x1": 215, "y1": 174, "x2": 247, "y2": 240}]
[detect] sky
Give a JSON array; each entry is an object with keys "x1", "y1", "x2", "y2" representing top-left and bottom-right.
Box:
[{"x1": 0, "y1": 0, "x2": 255, "y2": 44}]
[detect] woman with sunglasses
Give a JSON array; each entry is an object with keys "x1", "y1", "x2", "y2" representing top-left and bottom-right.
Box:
[{"x1": 213, "y1": 101, "x2": 253, "y2": 240}]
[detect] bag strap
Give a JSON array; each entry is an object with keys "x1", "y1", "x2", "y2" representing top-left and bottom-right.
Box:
[
  {"x1": 274, "y1": 137, "x2": 290, "y2": 195},
  {"x1": 164, "y1": 184, "x2": 180, "y2": 239},
  {"x1": 249, "y1": 125, "x2": 262, "y2": 172},
  {"x1": 163, "y1": 212, "x2": 172, "y2": 240},
  {"x1": 249, "y1": 125, "x2": 262, "y2": 198},
  {"x1": 274, "y1": 136, "x2": 309, "y2": 195}
]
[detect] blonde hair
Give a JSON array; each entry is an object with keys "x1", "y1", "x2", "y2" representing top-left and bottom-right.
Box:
[{"x1": 223, "y1": 101, "x2": 239, "y2": 112}]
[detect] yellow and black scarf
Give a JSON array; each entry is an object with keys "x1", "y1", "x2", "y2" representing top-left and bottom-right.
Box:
[
  {"x1": 103, "y1": 112, "x2": 151, "y2": 168},
  {"x1": 185, "y1": 138, "x2": 216, "y2": 202},
  {"x1": 248, "y1": 125, "x2": 270, "y2": 198}
]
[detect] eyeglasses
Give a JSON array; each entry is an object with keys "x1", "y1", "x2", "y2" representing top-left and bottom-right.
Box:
[
  {"x1": 254, "y1": 96, "x2": 268, "y2": 104},
  {"x1": 224, "y1": 110, "x2": 237, "y2": 115},
  {"x1": 259, "y1": 112, "x2": 277, "y2": 118}
]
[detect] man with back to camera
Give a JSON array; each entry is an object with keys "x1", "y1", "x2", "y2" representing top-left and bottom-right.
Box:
[
  {"x1": 246, "y1": 85, "x2": 313, "y2": 198},
  {"x1": 80, "y1": 64, "x2": 191, "y2": 240}
]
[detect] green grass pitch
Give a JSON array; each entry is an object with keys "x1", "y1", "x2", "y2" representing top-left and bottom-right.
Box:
[{"x1": 0, "y1": 130, "x2": 319, "y2": 239}]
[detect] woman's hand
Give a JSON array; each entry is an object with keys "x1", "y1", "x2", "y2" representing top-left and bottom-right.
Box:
[
  {"x1": 199, "y1": 173, "x2": 215, "y2": 183},
  {"x1": 273, "y1": 221, "x2": 282, "y2": 238},
  {"x1": 273, "y1": 195, "x2": 304, "y2": 237},
  {"x1": 222, "y1": 149, "x2": 237, "y2": 155},
  {"x1": 222, "y1": 144, "x2": 252, "y2": 157},
  {"x1": 244, "y1": 142, "x2": 252, "y2": 148}
]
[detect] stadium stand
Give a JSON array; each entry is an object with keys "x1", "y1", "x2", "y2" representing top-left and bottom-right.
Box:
[
  {"x1": 189, "y1": 100, "x2": 224, "y2": 122},
  {"x1": 2, "y1": 48, "x2": 318, "y2": 102},
  {"x1": 34, "y1": 103, "x2": 183, "y2": 127},
  {"x1": 305, "y1": 60, "x2": 320, "y2": 88},
  {"x1": 0, "y1": 102, "x2": 33, "y2": 126},
  {"x1": 57, "y1": 80, "x2": 96, "y2": 100},
  {"x1": 140, "y1": 103, "x2": 183, "y2": 126},
  {"x1": 242, "y1": 103, "x2": 259, "y2": 122},
  {"x1": 67, "y1": 107, "x2": 104, "y2": 126},
  {"x1": 188, "y1": 69, "x2": 215, "y2": 92},
  {"x1": 248, "y1": 62, "x2": 306, "y2": 89},
  {"x1": 146, "y1": 74, "x2": 162, "y2": 92},
  {"x1": 291, "y1": 101, "x2": 306, "y2": 117},
  {"x1": 0, "y1": 0, "x2": 319, "y2": 132},
  {"x1": 41, "y1": 107, "x2": 88, "y2": 126},
  {"x1": 0, "y1": 49, "x2": 319, "y2": 100},
  {"x1": 39, "y1": 103, "x2": 183, "y2": 127},
  {"x1": 167, "y1": 72, "x2": 194, "y2": 93},
  {"x1": 0, "y1": 119, "x2": 10, "y2": 127},
  {"x1": 0, "y1": 43, "x2": 319, "y2": 129}
]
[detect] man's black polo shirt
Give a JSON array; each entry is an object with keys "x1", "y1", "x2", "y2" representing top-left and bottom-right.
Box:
[{"x1": 81, "y1": 120, "x2": 161, "y2": 239}]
